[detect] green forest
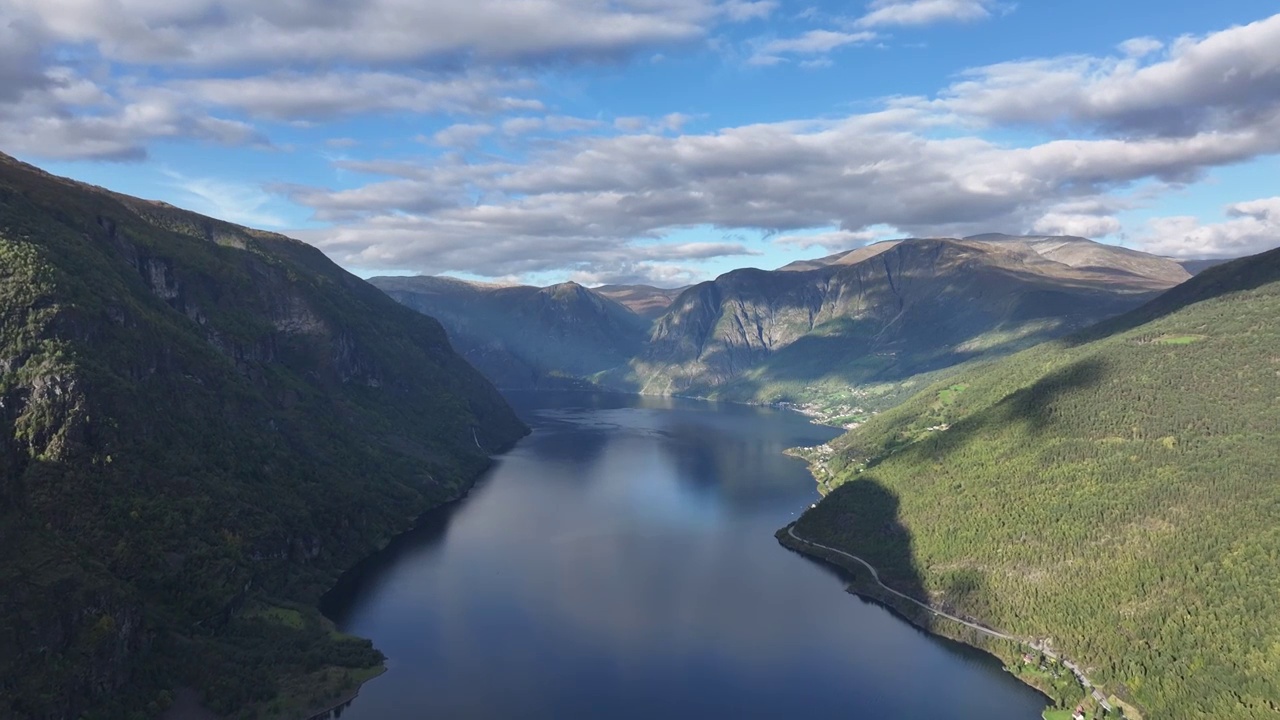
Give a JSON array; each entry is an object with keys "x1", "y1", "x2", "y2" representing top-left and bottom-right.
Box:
[
  {"x1": 0, "y1": 154, "x2": 526, "y2": 718},
  {"x1": 795, "y1": 246, "x2": 1280, "y2": 719}
]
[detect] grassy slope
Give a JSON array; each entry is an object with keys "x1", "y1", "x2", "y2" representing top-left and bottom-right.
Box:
[
  {"x1": 0, "y1": 155, "x2": 526, "y2": 718},
  {"x1": 796, "y1": 246, "x2": 1280, "y2": 719}
]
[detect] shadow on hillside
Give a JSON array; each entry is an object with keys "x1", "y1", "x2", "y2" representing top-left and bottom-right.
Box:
[
  {"x1": 881, "y1": 357, "x2": 1107, "y2": 470},
  {"x1": 319, "y1": 498, "x2": 462, "y2": 626},
  {"x1": 793, "y1": 478, "x2": 933, "y2": 633},
  {"x1": 721, "y1": 323, "x2": 1070, "y2": 402},
  {"x1": 1063, "y1": 248, "x2": 1280, "y2": 347}
]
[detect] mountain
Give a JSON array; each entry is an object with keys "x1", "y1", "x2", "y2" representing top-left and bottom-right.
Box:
[
  {"x1": 628, "y1": 236, "x2": 1185, "y2": 415},
  {"x1": 788, "y1": 245, "x2": 1280, "y2": 719},
  {"x1": 370, "y1": 276, "x2": 650, "y2": 389},
  {"x1": 0, "y1": 153, "x2": 527, "y2": 719},
  {"x1": 593, "y1": 284, "x2": 688, "y2": 320},
  {"x1": 781, "y1": 234, "x2": 1191, "y2": 289}
]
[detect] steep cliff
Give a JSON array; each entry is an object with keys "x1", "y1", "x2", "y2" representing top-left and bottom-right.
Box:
[
  {"x1": 0, "y1": 153, "x2": 526, "y2": 718},
  {"x1": 371, "y1": 276, "x2": 650, "y2": 389},
  {"x1": 633, "y1": 237, "x2": 1178, "y2": 402}
]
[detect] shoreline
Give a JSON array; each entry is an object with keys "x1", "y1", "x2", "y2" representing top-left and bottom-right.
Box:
[
  {"x1": 776, "y1": 522, "x2": 1108, "y2": 717},
  {"x1": 170, "y1": 431, "x2": 526, "y2": 720}
]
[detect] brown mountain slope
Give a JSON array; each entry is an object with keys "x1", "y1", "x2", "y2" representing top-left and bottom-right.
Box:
[
  {"x1": 593, "y1": 284, "x2": 688, "y2": 320},
  {"x1": 629, "y1": 237, "x2": 1182, "y2": 406}
]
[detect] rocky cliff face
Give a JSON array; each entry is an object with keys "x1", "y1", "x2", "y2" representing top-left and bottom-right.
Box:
[
  {"x1": 0, "y1": 152, "x2": 527, "y2": 718},
  {"x1": 634, "y1": 238, "x2": 1176, "y2": 398}
]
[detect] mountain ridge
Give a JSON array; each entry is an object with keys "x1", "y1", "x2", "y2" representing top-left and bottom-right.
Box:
[
  {"x1": 625, "y1": 235, "x2": 1181, "y2": 412},
  {"x1": 370, "y1": 275, "x2": 651, "y2": 389},
  {"x1": 0, "y1": 152, "x2": 527, "y2": 718}
]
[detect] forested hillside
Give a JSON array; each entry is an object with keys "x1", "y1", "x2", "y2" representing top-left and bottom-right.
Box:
[
  {"x1": 0, "y1": 154, "x2": 527, "y2": 719},
  {"x1": 793, "y1": 246, "x2": 1280, "y2": 719}
]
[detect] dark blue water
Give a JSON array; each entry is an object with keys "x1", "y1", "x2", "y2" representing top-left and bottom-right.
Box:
[{"x1": 322, "y1": 392, "x2": 1048, "y2": 718}]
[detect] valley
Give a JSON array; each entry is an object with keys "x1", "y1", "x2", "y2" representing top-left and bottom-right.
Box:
[
  {"x1": 380, "y1": 234, "x2": 1198, "y2": 425},
  {"x1": 6, "y1": 4, "x2": 1280, "y2": 719},
  {"x1": 1, "y1": 153, "x2": 1276, "y2": 720}
]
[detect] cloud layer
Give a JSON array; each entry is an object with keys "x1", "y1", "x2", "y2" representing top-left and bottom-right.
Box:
[
  {"x1": 286, "y1": 15, "x2": 1280, "y2": 279},
  {"x1": 3, "y1": 2, "x2": 1279, "y2": 283}
]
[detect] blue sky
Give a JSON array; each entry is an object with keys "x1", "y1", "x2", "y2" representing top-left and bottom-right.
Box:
[{"x1": 5, "y1": 0, "x2": 1280, "y2": 287}]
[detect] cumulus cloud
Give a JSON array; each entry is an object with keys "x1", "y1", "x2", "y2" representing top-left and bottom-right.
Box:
[
  {"x1": 2, "y1": 0, "x2": 746, "y2": 157},
  {"x1": 0, "y1": 9, "x2": 53, "y2": 102},
  {"x1": 855, "y1": 0, "x2": 996, "y2": 29},
  {"x1": 1031, "y1": 213, "x2": 1123, "y2": 239},
  {"x1": 274, "y1": 180, "x2": 465, "y2": 222},
  {"x1": 286, "y1": 99, "x2": 1280, "y2": 278},
  {"x1": 0, "y1": 81, "x2": 266, "y2": 161},
  {"x1": 292, "y1": 213, "x2": 758, "y2": 282},
  {"x1": 176, "y1": 72, "x2": 542, "y2": 121},
  {"x1": 1139, "y1": 197, "x2": 1280, "y2": 258},
  {"x1": 928, "y1": 14, "x2": 1280, "y2": 137},
  {"x1": 1119, "y1": 37, "x2": 1163, "y2": 58},
  {"x1": 8, "y1": 0, "x2": 727, "y2": 66}
]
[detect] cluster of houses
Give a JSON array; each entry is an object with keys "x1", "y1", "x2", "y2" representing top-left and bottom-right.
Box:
[{"x1": 1021, "y1": 651, "x2": 1116, "y2": 718}]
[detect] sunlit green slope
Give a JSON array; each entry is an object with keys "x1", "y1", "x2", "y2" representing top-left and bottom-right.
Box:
[{"x1": 797, "y1": 245, "x2": 1280, "y2": 719}]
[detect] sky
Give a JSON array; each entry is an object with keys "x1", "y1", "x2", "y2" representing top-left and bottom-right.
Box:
[{"x1": 4, "y1": 1, "x2": 1280, "y2": 288}]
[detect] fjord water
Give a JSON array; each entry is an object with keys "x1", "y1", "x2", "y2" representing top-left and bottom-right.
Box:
[{"x1": 322, "y1": 392, "x2": 1047, "y2": 718}]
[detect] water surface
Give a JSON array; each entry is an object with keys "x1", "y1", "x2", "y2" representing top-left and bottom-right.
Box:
[{"x1": 323, "y1": 392, "x2": 1047, "y2": 718}]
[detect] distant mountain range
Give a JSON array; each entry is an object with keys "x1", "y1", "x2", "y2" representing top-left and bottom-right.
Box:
[
  {"x1": 371, "y1": 276, "x2": 651, "y2": 389},
  {"x1": 0, "y1": 153, "x2": 525, "y2": 719},
  {"x1": 594, "y1": 284, "x2": 689, "y2": 320},
  {"x1": 381, "y1": 234, "x2": 1220, "y2": 420}
]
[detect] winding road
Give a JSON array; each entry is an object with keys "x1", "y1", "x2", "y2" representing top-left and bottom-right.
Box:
[
  {"x1": 787, "y1": 524, "x2": 1017, "y2": 641},
  {"x1": 787, "y1": 524, "x2": 1107, "y2": 703}
]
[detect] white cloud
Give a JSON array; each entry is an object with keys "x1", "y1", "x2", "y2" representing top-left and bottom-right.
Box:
[
  {"x1": 1139, "y1": 197, "x2": 1280, "y2": 258},
  {"x1": 9, "y1": 0, "x2": 724, "y2": 66},
  {"x1": 855, "y1": 0, "x2": 996, "y2": 29},
  {"x1": 165, "y1": 171, "x2": 287, "y2": 227},
  {"x1": 431, "y1": 123, "x2": 495, "y2": 148},
  {"x1": 1119, "y1": 37, "x2": 1163, "y2": 58},
  {"x1": 749, "y1": 29, "x2": 876, "y2": 65},
  {"x1": 927, "y1": 14, "x2": 1280, "y2": 137},
  {"x1": 251, "y1": 13, "x2": 1280, "y2": 280},
  {"x1": 1031, "y1": 213, "x2": 1122, "y2": 239},
  {"x1": 285, "y1": 103, "x2": 1280, "y2": 278},
  {"x1": 0, "y1": 80, "x2": 266, "y2": 161},
  {"x1": 773, "y1": 228, "x2": 894, "y2": 251},
  {"x1": 176, "y1": 72, "x2": 542, "y2": 121}
]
